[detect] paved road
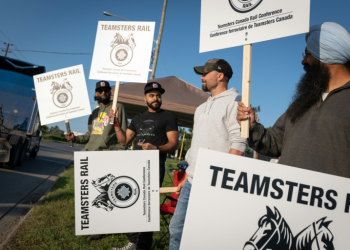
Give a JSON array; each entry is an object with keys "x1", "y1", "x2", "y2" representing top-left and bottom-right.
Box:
[{"x1": 0, "y1": 140, "x2": 84, "y2": 247}]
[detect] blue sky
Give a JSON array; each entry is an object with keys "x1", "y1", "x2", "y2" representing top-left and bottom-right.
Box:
[{"x1": 1, "y1": 0, "x2": 349, "y2": 133}]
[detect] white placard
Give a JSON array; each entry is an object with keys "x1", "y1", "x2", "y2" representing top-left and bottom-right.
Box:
[
  {"x1": 181, "y1": 149, "x2": 350, "y2": 249},
  {"x1": 89, "y1": 21, "x2": 155, "y2": 83},
  {"x1": 200, "y1": 0, "x2": 310, "y2": 52},
  {"x1": 74, "y1": 150, "x2": 160, "y2": 235},
  {"x1": 33, "y1": 65, "x2": 91, "y2": 125}
]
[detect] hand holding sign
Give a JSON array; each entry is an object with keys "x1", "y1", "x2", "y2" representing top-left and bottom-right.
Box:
[
  {"x1": 65, "y1": 132, "x2": 76, "y2": 142},
  {"x1": 237, "y1": 101, "x2": 256, "y2": 129},
  {"x1": 108, "y1": 108, "x2": 116, "y2": 119},
  {"x1": 65, "y1": 119, "x2": 74, "y2": 147},
  {"x1": 137, "y1": 142, "x2": 157, "y2": 150}
]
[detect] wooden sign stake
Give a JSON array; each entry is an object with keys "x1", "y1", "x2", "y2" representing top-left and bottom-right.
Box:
[
  {"x1": 65, "y1": 119, "x2": 74, "y2": 147},
  {"x1": 109, "y1": 81, "x2": 120, "y2": 124},
  {"x1": 160, "y1": 187, "x2": 178, "y2": 193},
  {"x1": 241, "y1": 44, "x2": 252, "y2": 138}
]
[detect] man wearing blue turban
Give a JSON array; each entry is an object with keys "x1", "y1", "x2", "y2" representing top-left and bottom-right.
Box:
[{"x1": 237, "y1": 22, "x2": 350, "y2": 178}]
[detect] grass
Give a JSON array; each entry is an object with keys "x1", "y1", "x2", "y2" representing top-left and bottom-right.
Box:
[
  {"x1": 5, "y1": 161, "x2": 181, "y2": 250},
  {"x1": 164, "y1": 158, "x2": 181, "y2": 172}
]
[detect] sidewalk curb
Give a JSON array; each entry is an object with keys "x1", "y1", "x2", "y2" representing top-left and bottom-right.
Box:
[{"x1": 0, "y1": 159, "x2": 73, "y2": 250}]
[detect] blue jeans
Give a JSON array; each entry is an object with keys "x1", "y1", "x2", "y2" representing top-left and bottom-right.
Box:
[{"x1": 169, "y1": 180, "x2": 192, "y2": 250}]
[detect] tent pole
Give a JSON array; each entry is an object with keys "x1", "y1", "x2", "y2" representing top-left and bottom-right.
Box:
[{"x1": 178, "y1": 133, "x2": 185, "y2": 160}]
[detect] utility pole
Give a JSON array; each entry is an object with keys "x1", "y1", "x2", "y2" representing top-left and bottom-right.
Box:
[
  {"x1": 3, "y1": 43, "x2": 12, "y2": 57},
  {"x1": 150, "y1": 0, "x2": 168, "y2": 79}
]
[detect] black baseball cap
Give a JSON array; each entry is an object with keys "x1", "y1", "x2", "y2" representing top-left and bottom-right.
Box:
[
  {"x1": 144, "y1": 82, "x2": 165, "y2": 94},
  {"x1": 95, "y1": 81, "x2": 111, "y2": 90},
  {"x1": 194, "y1": 58, "x2": 233, "y2": 79}
]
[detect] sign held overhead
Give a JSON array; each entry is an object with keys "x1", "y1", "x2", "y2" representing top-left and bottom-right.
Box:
[
  {"x1": 90, "y1": 21, "x2": 155, "y2": 83},
  {"x1": 200, "y1": 0, "x2": 310, "y2": 52},
  {"x1": 33, "y1": 65, "x2": 91, "y2": 125}
]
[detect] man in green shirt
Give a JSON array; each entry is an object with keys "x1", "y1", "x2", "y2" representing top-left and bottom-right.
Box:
[{"x1": 66, "y1": 80, "x2": 127, "y2": 151}]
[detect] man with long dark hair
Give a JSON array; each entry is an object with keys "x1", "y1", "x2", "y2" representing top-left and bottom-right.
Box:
[{"x1": 237, "y1": 22, "x2": 350, "y2": 178}]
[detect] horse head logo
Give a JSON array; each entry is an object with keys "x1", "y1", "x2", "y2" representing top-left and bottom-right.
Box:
[
  {"x1": 50, "y1": 79, "x2": 73, "y2": 108},
  {"x1": 243, "y1": 206, "x2": 294, "y2": 250},
  {"x1": 110, "y1": 32, "x2": 136, "y2": 67},
  {"x1": 110, "y1": 32, "x2": 124, "y2": 47},
  {"x1": 61, "y1": 78, "x2": 73, "y2": 90},
  {"x1": 91, "y1": 174, "x2": 140, "y2": 211},
  {"x1": 294, "y1": 217, "x2": 334, "y2": 250},
  {"x1": 50, "y1": 81, "x2": 61, "y2": 94},
  {"x1": 244, "y1": 207, "x2": 335, "y2": 250},
  {"x1": 124, "y1": 33, "x2": 136, "y2": 50}
]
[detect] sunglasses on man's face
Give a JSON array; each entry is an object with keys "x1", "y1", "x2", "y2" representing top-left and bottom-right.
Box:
[{"x1": 96, "y1": 88, "x2": 110, "y2": 94}]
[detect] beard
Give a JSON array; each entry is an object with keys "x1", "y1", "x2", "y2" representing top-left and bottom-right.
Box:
[
  {"x1": 94, "y1": 92, "x2": 111, "y2": 105},
  {"x1": 286, "y1": 63, "x2": 331, "y2": 123},
  {"x1": 202, "y1": 81, "x2": 218, "y2": 92},
  {"x1": 146, "y1": 100, "x2": 162, "y2": 111}
]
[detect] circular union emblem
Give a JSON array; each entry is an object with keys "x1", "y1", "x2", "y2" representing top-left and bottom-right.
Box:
[
  {"x1": 228, "y1": 0, "x2": 263, "y2": 13},
  {"x1": 108, "y1": 176, "x2": 140, "y2": 208},
  {"x1": 52, "y1": 89, "x2": 73, "y2": 108},
  {"x1": 110, "y1": 44, "x2": 133, "y2": 67}
]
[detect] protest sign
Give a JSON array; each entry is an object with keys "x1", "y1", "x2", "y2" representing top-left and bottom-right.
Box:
[
  {"x1": 33, "y1": 65, "x2": 91, "y2": 125},
  {"x1": 89, "y1": 21, "x2": 155, "y2": 83},
  {"x1": 200, "y1": 0, "x2": 310, "y2": 137},
  {"x1": 181, "y1": 149, "x2": 350, "y2": 249},
  {"x1": 200, "y1": 0, "x2": 310, "y2": 52},
  {"x1": 74, "y1": 150, "x2": 160, "y2": 235},
  {"x1": 90, "y1": 21, "x2": 155, "y2": 124}
]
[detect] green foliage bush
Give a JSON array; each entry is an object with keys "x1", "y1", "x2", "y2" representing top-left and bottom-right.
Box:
[{"x1": 42, "y1": 134, "x2": 66, "y2": 142}]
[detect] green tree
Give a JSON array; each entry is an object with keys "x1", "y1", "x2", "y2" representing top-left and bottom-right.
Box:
[
  {"x1": 39, "y1": 124, "x2": 49, "y2": 135},
  {"x1": 49, "y1": 125, "x2": 65, "y2": 137},
  {"x1": 251, "y1": 105, "x2": 260, "y2": 113}
]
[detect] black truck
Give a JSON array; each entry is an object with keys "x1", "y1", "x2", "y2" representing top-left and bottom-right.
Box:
[{"x1": 0, "y1": 56, "x2": 45, "y2": 168}]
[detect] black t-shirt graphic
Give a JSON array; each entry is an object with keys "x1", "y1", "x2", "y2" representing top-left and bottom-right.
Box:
[{"x1": 128, "y1": 110, "x2": 178, "y2": 164}]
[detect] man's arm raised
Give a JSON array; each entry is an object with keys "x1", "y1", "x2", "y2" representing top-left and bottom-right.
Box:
[{"x1": 109, "y1": 108, "x2": 136, "y2": 146}]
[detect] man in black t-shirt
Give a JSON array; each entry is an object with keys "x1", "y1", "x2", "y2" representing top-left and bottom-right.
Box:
[
  {"x1": 110, "y1": 81, "x2": 179, "y2": 250},
  {"x1": 129, "y1": 109, "x2": 178, "y2": 171}
]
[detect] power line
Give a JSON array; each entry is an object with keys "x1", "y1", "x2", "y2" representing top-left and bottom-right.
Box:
[
  {"x1": 12, "y1": 44, "x2": 27, "y2": 61},
  {"x1": 0, "y1": 30, "x2": 26, "y2": 60},
  {"x1": 0, "y1": 30, "x2": 91, "y2": 58},
  {"x1": 0, "y1": 30, "x2": 12, "y2": 43},
  {"x1": 1, "y1": 45, "x2": 20, "y2": 60},
  {"x1": 0, "y1": 48, "x2": 92, "y2": 55}
]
